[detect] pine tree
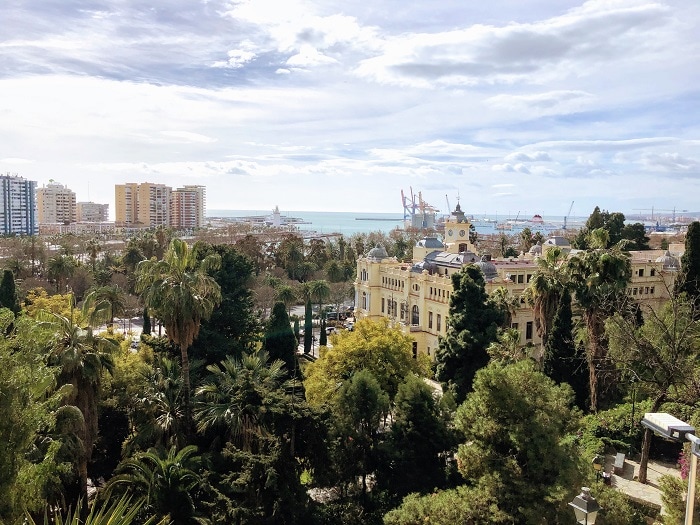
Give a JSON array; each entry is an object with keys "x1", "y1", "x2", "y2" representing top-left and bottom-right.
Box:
[{"x1": 434, "y1": 265, "x2": 504, "y2": 403}]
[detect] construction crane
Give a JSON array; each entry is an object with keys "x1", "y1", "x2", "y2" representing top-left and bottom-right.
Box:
[
  {"x1": 445, "y1": 194, "x2": 451, "y2": 214},
  {"x1": 563, "y1": 201, "x2": 574, "y2": 230},
  {"x1": 632, "y1": 207, "x2": 687, "y2": 223}
]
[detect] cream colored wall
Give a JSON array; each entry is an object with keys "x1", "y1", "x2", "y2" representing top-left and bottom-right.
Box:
[{"x1": 356, "y1": 242, "x2": 677, "y2": 361}]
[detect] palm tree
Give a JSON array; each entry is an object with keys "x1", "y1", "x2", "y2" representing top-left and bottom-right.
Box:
[
  {"x1": 567, "y1": 239, "x2": 631, "y2": 411},
  {"x1": 523, "y1": 246, "x2": 568, "y2": 354},
  {"x1": 274, "y1": 284, "x2": 297, "y2": 314},
  {"x1": 195, "y1": 352, "x2": 288, "y2": 452},
  {"x1": 310, "y1": 279, "x2": 331, "y2": 319},
  {"x1": 85, "y1": 238, "x2": 102, "y2": 273},
  {"x1": 35, "y1": 291, "x2": 119, "y2": 504},
  {"x1": 136, "y1": 239, "x2": 222, "y2": 430},
  {"x1": 91, "y1": 285, "x2": 127, "y2": 329},
  {"x1": 27, "y1": 495, "x2": 150, "y2": 525},
  {"x1": 47, "y1": 254, "x2": 77, "y2": 293},
  {"x1": 127, "y1": 356, "x2": 186, "y2": 453},
  {"x1": 105, "y1": 445, "x2": 205, "y2": 524}
]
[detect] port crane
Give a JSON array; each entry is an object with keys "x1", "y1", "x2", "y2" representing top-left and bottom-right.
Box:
[
  {"x1": 632, "y1": 207, "x2": 687, "y2": 223},
  {"x1": 563, "y1": 201, "x2": 574, "y2": 230}
]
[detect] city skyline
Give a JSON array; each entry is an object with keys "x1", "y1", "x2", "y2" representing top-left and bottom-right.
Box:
[{"x1": 1, "y1": 0, "x2": 699, "y2": 217}]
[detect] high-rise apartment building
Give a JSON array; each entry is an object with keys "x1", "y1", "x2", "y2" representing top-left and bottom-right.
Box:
[
  {"x1": 77, "y1": 201, "x2": 109, "y2": 222},
  {"x1": 37, "y1": 181, "x2": 76, "y2": 224},
  {"x1": 171, "y1": 185, "x2": 206, "y2": 229},
  {"x1": 0, "y1": 174, "x2": 38, "y2": 235},
  {"x1": 115, "y1": 182, "x2": 171, "y2": 227}
]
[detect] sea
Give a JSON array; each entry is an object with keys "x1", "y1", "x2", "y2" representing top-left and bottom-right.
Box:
[{"x1": 207, "y1": 209, "x2": 585, "y2": 237}]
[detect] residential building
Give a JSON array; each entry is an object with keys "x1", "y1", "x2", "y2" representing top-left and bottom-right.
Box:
[
  {"x1": 0, "y1": 174, "x2": 38, "y2": 235},
  {"x1": 37, "y1": 181, "x2": 76, "y2": 225},
  {"x1": 115, "y1": 182, "x2": 171, "y2": 227},
  {"x1": 77, "y1": 201, "x2": 109, "y2": 222},
  {"x1": 170, "y1": 185, "x2": 206, "y2": 229},
  {"x1": 355, "y1": 204, "x2": 680, "y2": 360}
]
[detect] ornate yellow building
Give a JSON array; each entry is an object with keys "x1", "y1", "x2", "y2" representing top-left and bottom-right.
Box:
[{"x1": 354, "y1": 204, "x2": 681, "y2": 359}]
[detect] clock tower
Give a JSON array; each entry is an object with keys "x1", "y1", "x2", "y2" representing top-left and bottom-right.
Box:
[{"x1": 444, "y1": 201, "x2": 477, "y2": 254}]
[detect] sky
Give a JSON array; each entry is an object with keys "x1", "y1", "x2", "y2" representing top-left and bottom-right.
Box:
[{"x1": 1, "y1": 0, "x2": 699, "y2": 220}]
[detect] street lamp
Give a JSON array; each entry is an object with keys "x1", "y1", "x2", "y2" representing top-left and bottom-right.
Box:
[
  {"x1": 641, "y1": 412, "x2": 700, "y2": 525},
  {"x1": 569, "y1": 487, "x2": 601, "y2": 524}
]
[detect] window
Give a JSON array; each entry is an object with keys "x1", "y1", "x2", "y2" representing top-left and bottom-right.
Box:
[
  {"x1": 517, "y1": 274, "x2": 524, "y2": 284},
  {"x1": 527, "y1": 274, "x2": 532, "y2": 283},
  {"x1": 511, "y1": 322, "x2": 519, "y2": 330},
  {"x1": 526, "y1": 321, "x2": 533, "y2": 340},
  {"x1": 362, "y1": 292, "x2": 367, "y2": 309},
  {"x1": 633, "y1": 288, "x2": 637, "y2": 295},
  {"x1": 427, "y1": 347, "x2": 431, "y2": 357},
  {"x1": 650, "y1": 286, "x2": 655, "y2": 294},
  {"x1": 381, "y1": 298, "x2": 385, "y2": 313},
  {"x1": 651, "y1": 268, "x2": 656, "y2": 276},
  {"x1": 428, "y1": 311, "x2": 433, "y2": 329},
  {"x1": 437, "y1": 314, "x2": 442, "y2": 332},
  {"x1": 645, "y1": 287, "x2": 649, "y2": 294},
  {"x1": 412, "y1": 305, "x2": 420, "y2": 325},
  {"x1": 412, "y1": 342, "x2": 418, "y2": 359},
  {"x1": 639, "y1": 269, "x2": 645, "y2": 277}
]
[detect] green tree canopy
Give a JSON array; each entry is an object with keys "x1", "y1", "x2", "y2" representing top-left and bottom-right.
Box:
[
  {"x1": 677, "y1": 221, "x2": 700, "y2": 306},
  {"x1": 434, "y1": 265, "x2": 504, "y2": 404},
  {"x1": 304, "y1": 318, "x2": 427, "y2": 406},
  {"x1": 454, "y1": 360, "x2": 580, "y2": 524},
  {"x1": 136, "y1": 238, "x2": 222, "y2": 432},
  {"x1": 262, "y1": 302, "x2": 299, "y2": 379}
]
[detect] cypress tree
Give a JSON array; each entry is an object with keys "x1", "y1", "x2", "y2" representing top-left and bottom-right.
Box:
[
  {"x1": 303, "y1": 299, "x2": 312, "y2": 354},
  {"x1": 319, "y1": 316, "x2": 327, "y2": 346},
  {"x1": 543, "y1": 289, "x2": 588, "y2": 409},
  {"x1": 262, "y1": 301, "x2": 299, "y2": 378},
  {"x1": 142, "y1": 307, "x2": 151, "y2": 336},
  {"x1": 0, "y1": 269, "x2": 20, "y2": 315},
  {"x1": 677, "y1": 221, "x2": 700, "y2": 307},
  {"x1": 293, "y1": 317, "x2": 300, "y2": 343}
]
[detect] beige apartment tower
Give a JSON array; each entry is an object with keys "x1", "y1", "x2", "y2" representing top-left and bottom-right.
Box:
[
  {"x1": 37, "y1": 181, "x2": 76, "y2": 224},
  {"x1": 115, "y1": 182, "x2": 171, "y2": 227},
  {"x1": 171, "y1": 185, "x2": 206, "y2": 229}
]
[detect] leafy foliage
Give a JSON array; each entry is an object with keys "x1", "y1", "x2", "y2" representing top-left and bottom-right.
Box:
[
  {"x1": 304, "y1": 318, "x2": 426, "y2": 406},
  {"x1": 455, "y1": 360, "x2": 581, "y2": 523},
  {"x1": 434, "y1": 265, "x2": 503, "y2": 403}
]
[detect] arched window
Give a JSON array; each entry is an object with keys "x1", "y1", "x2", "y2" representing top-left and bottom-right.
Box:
[
  {"x1": 412, "y1": 305, "x2": 420, "y2": 325},
  {"x1": 362, "y1": 292, "x2": 367, "y2": 309}
]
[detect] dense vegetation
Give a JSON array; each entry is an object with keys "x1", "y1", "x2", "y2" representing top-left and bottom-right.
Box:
[{"x1": 0, "y1": 212, "x2": 698, "y2": 524}]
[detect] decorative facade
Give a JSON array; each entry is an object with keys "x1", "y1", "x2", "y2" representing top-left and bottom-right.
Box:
[
  {"x1": 355, "y1": 204, "x2": 680, "y2": 359},
  {"x1": 0, "y1": 174, "x2": 38, "y2": 235}
]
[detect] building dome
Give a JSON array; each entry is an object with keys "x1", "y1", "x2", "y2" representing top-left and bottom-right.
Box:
[
  {"x1": 543, "y1": 236, "x2": 571, "y2": 248},
  {"x1": 416, "y1": 236, "x2": 444, "y2": 249},
  {"x1": 529, "y1": 242, "x2": 543, "y2": 256},
  {"x1": 655, "y1": 250, "x2": 680, "y2": 270},
  {"x1": 474, "y1": 255, "x2": 498, "y2": 280},
  {"x1": 367, "y1": 244, "x2": 389, "y2": 260}
]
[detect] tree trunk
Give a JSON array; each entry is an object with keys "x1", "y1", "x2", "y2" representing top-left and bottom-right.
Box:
[
  {"x1": 181, "y1": 343, "x2": 192, "y2": 440},
  {"x1": 638, "y1": 394, "x2": 666, "y2": 484},
  {"x1": 586, "y1": 312, "x2": 605, "y2": 412}
]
